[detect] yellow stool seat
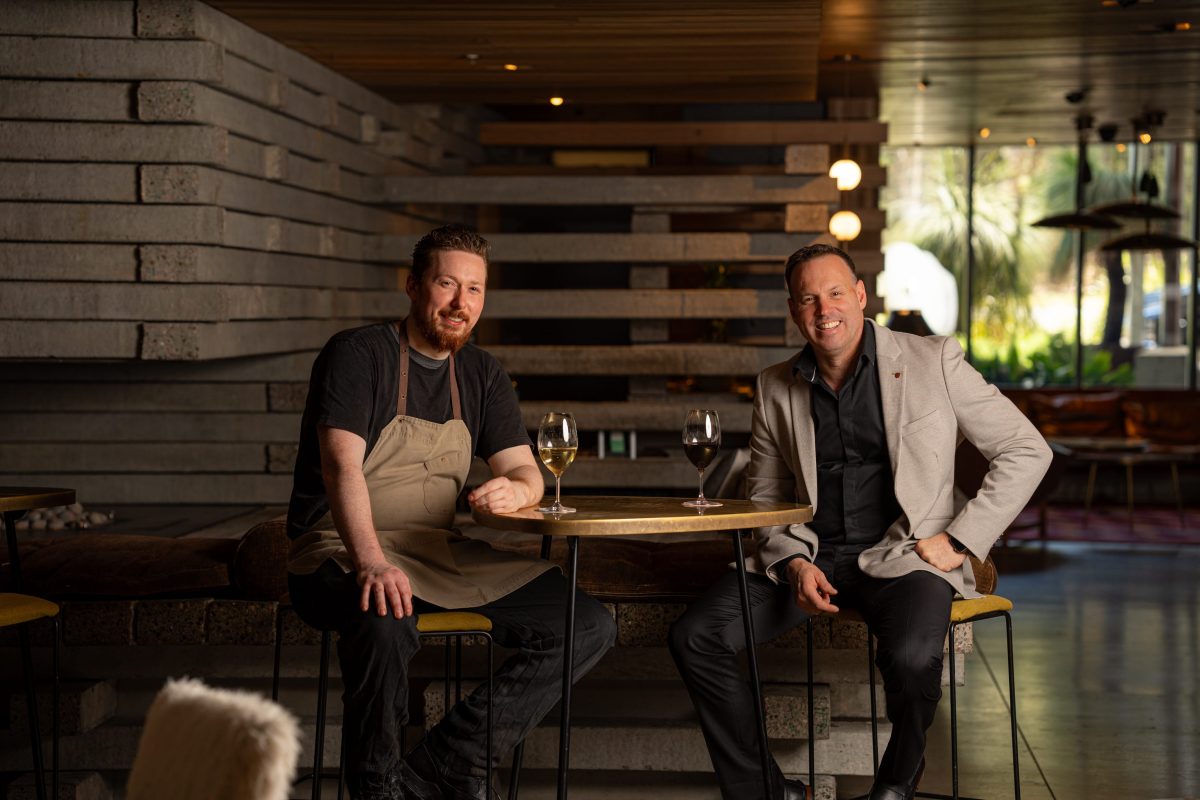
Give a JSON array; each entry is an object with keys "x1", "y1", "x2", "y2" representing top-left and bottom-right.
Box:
[
  {"x1": 0, "y1": 593, "x2": 60, "y2": 628},
  {"x1": 950, "y1": 594, "x2": 1013, "y2": 623},
  {"x1": 416, "y1": 611, "x2": 493, "y2": 634}
]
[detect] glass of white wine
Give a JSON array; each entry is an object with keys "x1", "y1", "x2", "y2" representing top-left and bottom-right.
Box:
[
  {"x1": 682, "y1": 409, "x2": 722, "y2": 508},
  {"x1": 537, "y1": 411, "x2": 578, "y2": 514}
]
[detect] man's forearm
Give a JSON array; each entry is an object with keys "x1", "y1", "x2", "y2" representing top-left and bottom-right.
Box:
[
  {"x1": 323, "y1": 464, "x2": 387, "y2": 570},
  {"x1": 505, "y1": 463, "x2": 544, "y2": 508}
]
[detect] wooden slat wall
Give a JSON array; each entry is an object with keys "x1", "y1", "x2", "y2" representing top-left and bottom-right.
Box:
[
  {"x1": 0, "y1": 1, "x2": 887, "y2": 503},
  {"x1": 0, "y1": 0, "x2": 473, "y2": 503}
]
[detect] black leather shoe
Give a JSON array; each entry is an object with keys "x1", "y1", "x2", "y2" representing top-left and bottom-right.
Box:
[
  {"x1": 867, "y1": 756, "x2": 924, "y2": 800},
  {"x1": 404, "y1": 740, "x2": 497, "y2": 800},
  {"x1": 782, "y1": 777, "x2": 813, "y2": 800}
]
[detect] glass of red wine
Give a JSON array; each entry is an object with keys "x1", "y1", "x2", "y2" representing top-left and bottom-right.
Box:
[{"x1": 682, "y1": 409, "x2": 722, "y2": 508}]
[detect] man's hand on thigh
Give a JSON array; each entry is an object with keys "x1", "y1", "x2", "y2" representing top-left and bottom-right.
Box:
[
  {"x1": 914, "y1": 532, "x2": 967, "y2": 572},
  {"x1": 786, "y1": 558, "x2": 840, "y2": 615}
]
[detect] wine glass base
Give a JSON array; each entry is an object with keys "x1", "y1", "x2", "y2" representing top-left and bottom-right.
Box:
[
  {"x1": 682, "y1": 498, "x2": 723, "y2": 508},
  {"x1": 538, "y1": 503, "x2": 577, "y2": 514}
]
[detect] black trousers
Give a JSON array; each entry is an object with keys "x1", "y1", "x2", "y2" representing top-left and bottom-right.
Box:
[
  {"x1": 669, "y1": 551, "x2": 954, "y2": 799},
  {"x1": 289, "y1": 561, "x2": 617, "y2": 791}
]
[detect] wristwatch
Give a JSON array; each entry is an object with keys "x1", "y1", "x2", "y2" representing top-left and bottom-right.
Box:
[{"x1": 948, "y1": 536, "x2": 968, "y2": 555}]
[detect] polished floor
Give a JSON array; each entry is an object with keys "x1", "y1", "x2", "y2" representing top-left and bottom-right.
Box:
[{"x1": 862, "y1": 541, "x2": 1200, "y2": 800}]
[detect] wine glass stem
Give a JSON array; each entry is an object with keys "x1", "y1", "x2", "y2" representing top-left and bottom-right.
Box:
[
  {"x1": 555, "y1": 474, "x2": 562, "y2": 507},
  {"x1": 697, "y1": 468, "x2": 706, "y2": 502}
]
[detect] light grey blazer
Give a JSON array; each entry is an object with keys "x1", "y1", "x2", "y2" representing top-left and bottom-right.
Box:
[{"x1": 746, "y1": 321, "x2": 1052, "y2": 599}]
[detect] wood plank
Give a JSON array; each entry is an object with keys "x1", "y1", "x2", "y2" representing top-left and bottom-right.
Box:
[
  {"x1": 518, "y1": 401, "x2": 753, "y2": 433},
  {"x1": 137, "y1": 0, "x2": 417, "y2": 134},
  {"x1": 1, "y1": 352, "x2": 318, "y2": 383},
  {"x1": 0, "y1": 163, "x2": 138, "y2": 202},
  {"x1": 140, "y1": 319, "x2": 363, "y2": 360},
  {"x1": 0, "y1": 80, "x2": 134, "y2": 121},
  {"x1": 0, "y1": 412, "x2": 300, "y2": 443},
  {"x1": 0, "y1": 283, "x2": 336, "y2": 322},
  {"x1": 139, "y1": 164, "x2": 402, "y2": 233},
  {"x1": 385, "y1": 232, "x2": 825, "y2": 263},
  {"x1": 0, "y1": 121, "x2": 228, "y2": 165},
  {"x1": 490, "y1": 344, "x2": 795, "y2": 376},
  {"x1": 381, "y1": 175, "x2": 838, "y2": 206},
  {"x1": 0, "y1": 382, "x2": 267, "y2": 412},
  {"x1": 0, "y1": 36, "x2": 223, "y2": 81},
  {"x1": 482, "y1": 289, "x2": 788, "y2": 319},
  {"x1": 0, "y1": 322, "x2": 139, "y2": 359},
  {"x1": 466, "y1": 456, "x2": 700, "y2": 490},
  {"x1": 136, "y1": 82, "x2": 397, "y2": 175},
  {"x1": 0, "y1": 244, "x2": 138, "y2": 282},
  {"x1": 0, "y1": 443, "x2": 265, "y2": 473},
  {"x1": 2, "y1": 1, "x2": 135, "y2": 37},
  {"x1": 138, "y1": 245, "x2": 397, "y2": 289},
  {"x1": 10, "y1": 472, "x2": 291, "y2": 504},
  {"x1": 478, "y1": 121, "x2": 889, "y2": 147},
  {"x1": 0, "y1": 203, "x2": 387, "y2": 262},
  {"x1": 224, "y1": 133, "x2": 389, "y2": 201}
]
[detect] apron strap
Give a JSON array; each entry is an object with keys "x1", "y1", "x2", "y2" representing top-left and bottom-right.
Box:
[{"x1": 396, "y1": 319, "x2": 463, "y2": 421}]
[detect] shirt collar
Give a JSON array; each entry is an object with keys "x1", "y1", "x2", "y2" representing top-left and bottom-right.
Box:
[{"x1": 794, "y1": 320, "x2": 877, "y2": 384}]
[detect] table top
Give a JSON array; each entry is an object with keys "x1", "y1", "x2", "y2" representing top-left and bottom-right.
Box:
[
  {"x1": 472, "y1": 495, "x2": 812, "y2": 537},
  {"x1": 1049, "y1": 436, "x2": 1149, "y2": 453},
  {"x1": 0, "y1": 487, "x2": 76, "y2": 514}
]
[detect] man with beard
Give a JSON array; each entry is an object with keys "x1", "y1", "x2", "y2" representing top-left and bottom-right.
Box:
[
  {"x1": 669, "y1": 244, "x2": 1050, "y2": 800},
  {"x1": 285, "y1": 225, "x2": 616, "y2": 800}
]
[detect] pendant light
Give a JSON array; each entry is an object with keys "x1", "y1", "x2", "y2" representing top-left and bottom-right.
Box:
[{"x1": 828, "y1": 55, "x2": 862, "y2": 192}]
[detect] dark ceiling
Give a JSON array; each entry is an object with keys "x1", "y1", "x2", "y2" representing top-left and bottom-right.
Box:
[{"x1": 209, "y1": 0, "x2": 1200, "y2": 146}]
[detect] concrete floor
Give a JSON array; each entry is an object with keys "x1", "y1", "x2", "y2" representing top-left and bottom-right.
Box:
[
  {"x1": 303, "y1": 540, "x2": 1199, "y2": 800},
  {"x1": 886, "y1": 542, "x2": 1200, "y2": 800}
]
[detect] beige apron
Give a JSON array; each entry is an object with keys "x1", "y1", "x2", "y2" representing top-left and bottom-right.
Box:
[{"x1": 287, "y1": 321, "x2": 554, "y2": 609}]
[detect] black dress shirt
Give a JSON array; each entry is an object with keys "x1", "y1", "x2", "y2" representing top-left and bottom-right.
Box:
[{"x1": 793, "y1": 323, "x2": 902, "y2": 559}]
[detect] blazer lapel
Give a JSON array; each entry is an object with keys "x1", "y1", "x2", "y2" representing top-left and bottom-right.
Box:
[
  {"x1": 788, "y1": 371, "x2": 818, "y2": 509},
  {"x1": 874, "y1": 323, "x2": 904, "y2": 475}
]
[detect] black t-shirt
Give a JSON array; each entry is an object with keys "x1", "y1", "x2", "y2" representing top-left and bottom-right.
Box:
[{"x1": 286, "y1": 322, "x2": 530, "y2": 538}]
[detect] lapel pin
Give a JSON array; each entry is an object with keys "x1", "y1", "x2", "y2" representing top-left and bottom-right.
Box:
[{"x1": 894, "y1": 372, "x2": 901, "y2": 378}]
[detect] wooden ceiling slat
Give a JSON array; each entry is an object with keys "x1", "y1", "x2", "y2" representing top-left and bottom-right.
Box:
[{"x1": 208, "y1": 0, "x2": 1200, "y2": 143}]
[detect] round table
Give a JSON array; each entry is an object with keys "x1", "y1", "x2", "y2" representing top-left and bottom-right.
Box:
[
  {"x1": 2, "y1": 487, "x2": 76, "y2": 591},
  {"x1": 474, "y1": 495, "x2": 812, "y2": 800}
]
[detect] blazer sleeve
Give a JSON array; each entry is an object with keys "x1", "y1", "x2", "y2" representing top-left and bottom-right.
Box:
[
  {"x1": 940, "y1": 337, "x2": 1052, "y2": 559},
  {"x1": 747, "y1": 369, "x2": 820, "y2": 582}
]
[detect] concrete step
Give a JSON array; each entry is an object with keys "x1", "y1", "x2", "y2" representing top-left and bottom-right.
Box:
[
  {"x1": 487, "y1": 769, "x2": 837, "y2": 800},
  {"x1": 511, "y1": 719, "x2": 884, "y2": 777},
  {"x1": 423, "y1": 679, "x2": 834, "y2": 741},
  {"x1": 5, "y1": 681, "x2": 116, "y2": 737},
  {"x1": 5, "y1": 771, "x2": 111, "y2": 800}
]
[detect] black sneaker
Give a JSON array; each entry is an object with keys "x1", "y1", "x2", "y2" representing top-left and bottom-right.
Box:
[{"x1": 404, "y1": 740, "x2": 498, "y2": 800}]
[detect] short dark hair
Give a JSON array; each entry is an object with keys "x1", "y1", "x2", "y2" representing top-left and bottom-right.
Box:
[
  {"x1": 784, "y1": 243, "x2": 858, "y2": 294},
  {"x1": 410, "y1": 224, "x2": 490, "y2": 281}
]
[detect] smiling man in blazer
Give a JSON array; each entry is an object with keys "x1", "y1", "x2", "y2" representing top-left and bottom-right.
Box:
[{"x1": 669, "y1": 243, "x2": 1051, "y2": 800}]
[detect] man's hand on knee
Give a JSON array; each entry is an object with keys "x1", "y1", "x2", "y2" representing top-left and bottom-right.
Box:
[
  {"x1": 786, "y1": 558, "x2": 840, "y2": 615},
  {"x1": 356, "y1": 560, "x2": 414, "y2": 618},
  {"x1": 915, "y1": 532, "x2": 967, "y2": 573}
]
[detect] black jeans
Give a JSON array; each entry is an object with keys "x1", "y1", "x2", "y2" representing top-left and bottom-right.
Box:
[
  {"x1": 289, "y1": 561, "x2": 617, "y2": 791},
  {"x1": 668, "y1": 550, "x2": 954, "y2": 799}
]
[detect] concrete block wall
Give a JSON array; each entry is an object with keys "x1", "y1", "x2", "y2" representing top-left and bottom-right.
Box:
[{"x1": 0, "y1": 0, "x2": 480, "y2": 503}]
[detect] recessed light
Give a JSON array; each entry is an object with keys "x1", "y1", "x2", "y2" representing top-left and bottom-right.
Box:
[
  {"x1": 1116, "y1": 143, "x2": 1127, "y2": 152},
  {"x1": 549, "y1": 96, "x2": 565, "y2": 106},
  {"x1": 1176, "y1": 21, "x2": 1192, "y2": 30},
  {"x1": 979, "y1": 127, "x2": 991, "y2": 139},
  {"x1": 503, "y1": 63, "x2": 519, "y2": 71},
  {"x1": 1139, "y1": 132, "x2": 1153, "y2": 144},
  {"x1": 1026, "y1": 137, "x2": 1037, "y2": 147}
]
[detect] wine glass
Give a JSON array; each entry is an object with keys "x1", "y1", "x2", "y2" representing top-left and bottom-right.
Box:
[
  {"x1": 682, "y1": 409, "x2": 722, "y2": 508},
  {"x1": 537, "y1": 411, "x2": 578, "y2": 514}
]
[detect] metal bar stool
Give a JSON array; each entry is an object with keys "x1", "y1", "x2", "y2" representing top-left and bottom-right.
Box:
[
  {"x1": 0, "y1": 593, "x2": 60, "y2": 800},
  {"x1": 272, "y1": 607, "x2": 498, "y2": 800},
  {"x1": 855, "y1": 595, "x2": 1020, "y2": 800}
]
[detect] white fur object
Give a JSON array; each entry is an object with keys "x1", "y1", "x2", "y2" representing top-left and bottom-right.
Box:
[{"x1": 126, "y1": 678, "x2": 300, "y2": 800}]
